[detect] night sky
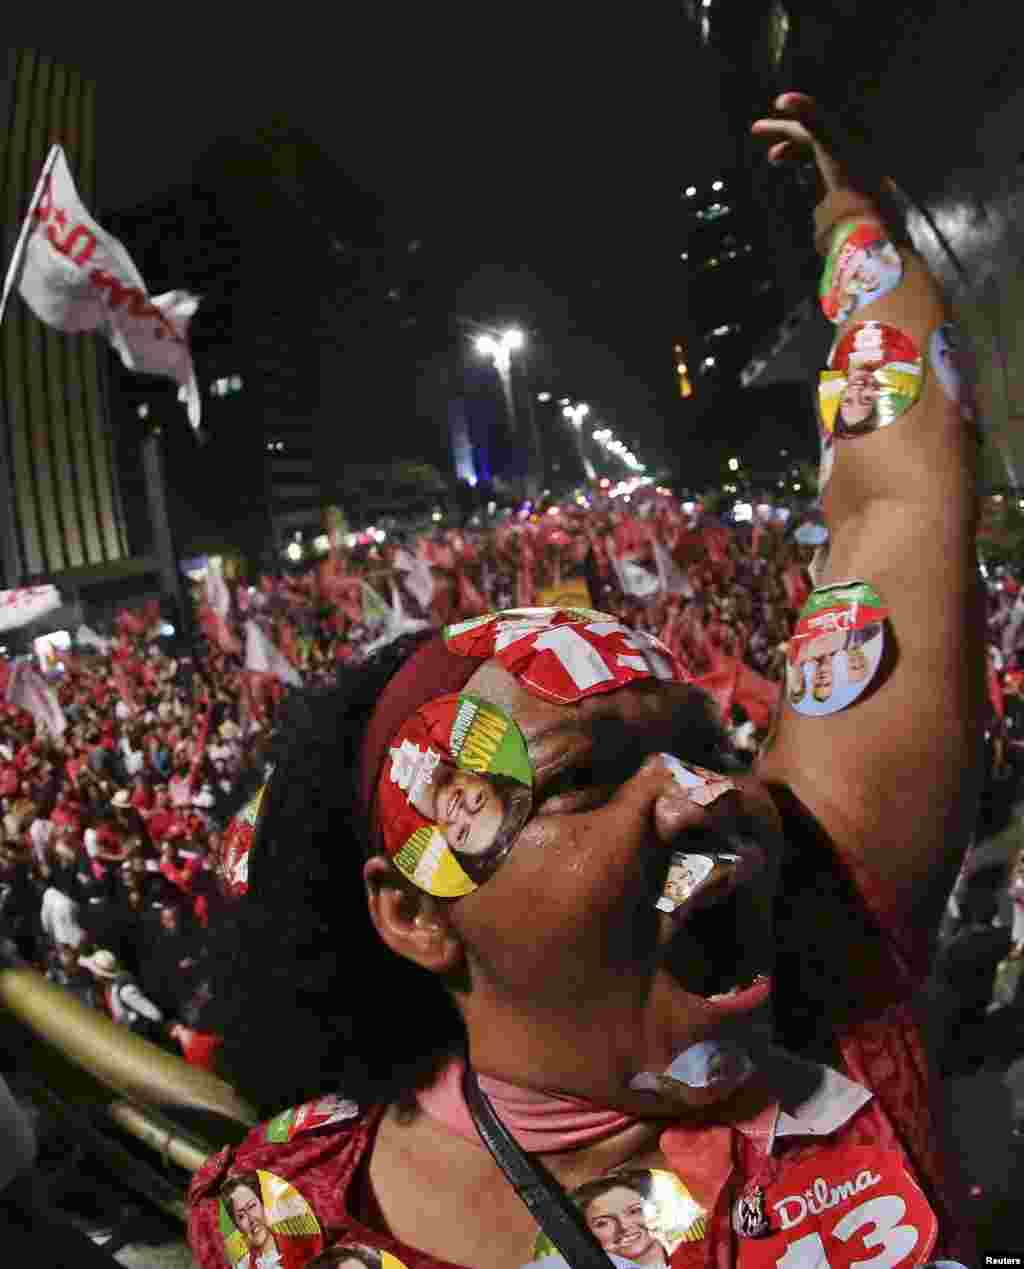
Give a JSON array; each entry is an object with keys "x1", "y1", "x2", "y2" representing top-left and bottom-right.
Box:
[{"x1": 4, "y1": 9, "x2": 744, "y2": 473}]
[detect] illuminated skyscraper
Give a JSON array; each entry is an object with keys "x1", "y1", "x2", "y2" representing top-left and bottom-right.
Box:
[{"x1": 0, "y1": 48, "x2": 129, "y2": 586}]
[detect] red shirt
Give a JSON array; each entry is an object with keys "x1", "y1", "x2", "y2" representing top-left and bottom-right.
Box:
[
  {"x1": 50, "y1": 801, "x2": 81, "y2": 831},
  {"x1": 146, "y1": 808, "x2": 181, "y2": 843},
  {"x1": 186, "y1": 818, "x2": 975, "y2": 1269}
]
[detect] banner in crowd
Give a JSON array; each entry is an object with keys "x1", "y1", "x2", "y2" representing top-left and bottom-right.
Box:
[
  {"x1": 0, "y1": 585, "x2": 62, "y2": 633},
  {"x1": 1, "y1": 145, "x2": 201, "y2": 430},
  {"x1": 5, "y1": 660, "x2": 66, "y2": 735},
  {"x1": 244, "y1": 620, "x2": 301, "y2": 687}
]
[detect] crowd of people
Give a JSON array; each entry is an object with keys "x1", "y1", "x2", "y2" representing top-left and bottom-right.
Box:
[{"x1": 1, "y1": 491, "x2": 1021, "y2": 1082}]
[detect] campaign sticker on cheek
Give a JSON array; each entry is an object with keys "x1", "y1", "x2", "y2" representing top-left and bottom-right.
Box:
[
  {"x1": 218, "y1": 1170, "x2": 323, "y2": 1269},
  {"x1": 820, "y1": 219, "x2": 903, "y2": 324},
  {"x1": 377, "y1": 692, "x2": 534, "y2": 897},
  {"x1": 818, "y1": 321, "x2": 923, "y2": 440},
  {"x1": 659, "y1": 753, "x2": 736, "y2": 808},
  {"x1": 787, "y1": 581, "x2": 888, "y2": 717},
  {"x1": 526, "y1": 1168, "x2": 708, "y2": 1268},
  {"x1": 930, "y1": 322, "x2": 976, "y2": 421}
]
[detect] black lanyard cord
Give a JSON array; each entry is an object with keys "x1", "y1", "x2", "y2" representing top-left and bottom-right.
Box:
[{"x1": 462, "y1": 1066, "x2": 612, "y2": 1269}]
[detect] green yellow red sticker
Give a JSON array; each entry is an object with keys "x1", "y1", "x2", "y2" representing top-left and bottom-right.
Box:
[
  {"x1": 377, "y1": 691, "x2": 534, "y2": 897},
  {"x1": 787, "y1": 582, "x2": 888, "y2": 717},
  {"x1": 820, "y1": 220, "x2": 903, "y2": 324},
  {"x1": 525, "y1": 1169, "x2": 706, "y2": 1267},
  {"x1": 264, "y1": 1095, "x2": 358, "y2": 1144},
  {"x1": 218, "y1": 1170, "x2": 322, "y2": 1268},
  {"x1": 819, "y1": 322, "x2": 923, "y2": 441}
]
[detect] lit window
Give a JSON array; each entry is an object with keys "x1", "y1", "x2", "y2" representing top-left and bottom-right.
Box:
[
  {"x1": 137, "y1": 403, "x2": 149, "y2": 419},
  {"x1": 680, "y1": 252, "x2": 689, "y2": 261},
  {"x1": 230, "y1": 374, "x2": 242, "y2": 391}
]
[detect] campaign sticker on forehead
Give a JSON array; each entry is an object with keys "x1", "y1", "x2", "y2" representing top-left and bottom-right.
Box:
[
  {"x1": 818, "y1": 321, "x2": 923, "y2": 440},
  {"x1": 930, "y1": 322, "x2": 976, "y2": 421},
  {"x1": 787, "y1": 581, "x2": 888, "y2": 717},
  {"x1": 377, "y1": 691, "x2": 534, "y2": 897},
  {"x1": 525, "y1": 1168, "x2": 707, "y2": 1269},
  {"x1": 735, "y1": 1146, "x2": 936, "y2": 1269},
  {"x1": 820, "y1": 219, "x2": 903, "y2": 324},
  {"x1": 218, "y1": 783, "x2": 268, "y2": 898},
  {"x1": 444, "y1": 608, "x2": 687, "y2": 704},
  {"x1": 218, "y1": 1170, "x2": 322, "y2": 1269}
]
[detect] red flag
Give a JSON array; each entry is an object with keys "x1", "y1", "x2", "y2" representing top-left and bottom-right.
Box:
[
  {"x1": 110, "y1": 661, "x2": 138, "y2": 711},
  {"x1": 198, "y1": 602, "x2": 241, "y2": 655},
  {"x1": 988, "y1": 653, "x2": 1005, "y2": 720},
  {"x1": 456, "y1": 571, "x2": 488, "y2": 618},
  {"x1": 116, "y1": 608, "x2": 147, "y2": 637},
  {"x1": 278, "y1": 619, "x2": 301, "y2": 668},
  {"x1": 517, "y1": 534, "x2": 537, "y2": 608},
  {"x1": 782, "y1": 563, "x2": 811, "y2": 613}
]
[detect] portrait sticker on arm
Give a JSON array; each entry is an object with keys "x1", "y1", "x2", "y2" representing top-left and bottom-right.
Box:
[
  {"x1": 818, "y1": 322, "x2": 923, "y2": 441},
  {"x1": 819, "y1": 220, "x2": 903, "y2": 325},
  {"x1": 377, "y1": 691, "x2": 535, "y2": 897},
  {"x1": 218, "y1": 1170, "x2": 322, "y2": 1269},
  {"x1": 786, "y1": 582, "x2": 888, "y2": 717}
]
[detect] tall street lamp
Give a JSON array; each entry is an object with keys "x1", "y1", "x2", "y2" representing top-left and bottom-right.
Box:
[
  {"x1": 562, "y1": 402, "x2": 597, "y2": 482},
  {"x1": 475, "y1": 328, "x2": 542, "y2": 500}
]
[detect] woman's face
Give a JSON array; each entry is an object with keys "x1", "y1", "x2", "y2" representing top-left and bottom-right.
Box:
[
  {"x1": 433, "y1": 768, "x2": 506, "y2": 857},
  {"x1": 585, "y1": 1186, "x2": 660, "y2": 1264},
  {"x1": 442, "y1": 660, "x2": 782, "y2": 1107},
  {"x1": 838, "y1": 367, "x2": 879, "y2": 428}
]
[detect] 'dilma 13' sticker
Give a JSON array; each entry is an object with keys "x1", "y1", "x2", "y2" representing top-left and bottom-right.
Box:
[{"x1": 786, "y1": 581, "x2": 888, "y2": 717}]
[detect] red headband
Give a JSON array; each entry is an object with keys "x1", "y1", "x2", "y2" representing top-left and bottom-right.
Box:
[{"x1": 358, "y1": 635, "x2": 488, "y2": 853}]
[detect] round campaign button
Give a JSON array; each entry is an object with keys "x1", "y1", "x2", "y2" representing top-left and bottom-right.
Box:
[
  {"x1": 819, "y1": 322, "x2": 923, "y2": 442},
  {"x1": 736, "y1": 1147, "x2": 937, "y2": 1269},
  {"x1": 820, "y1": 219, "x2": 903, "y2": 325},
  {"x1": 218, "y1": 1170, "x2": 322, "y2": 1269},
  {"x1": 787, "y1": 582, "x2": 888, "y2": 717},
  {"x1": 526, "y1": 1169, "x2": 707, "y2": 1268}
]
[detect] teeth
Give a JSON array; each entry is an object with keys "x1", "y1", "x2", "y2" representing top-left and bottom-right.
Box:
[{"x1": 708, "y1": 973, "x2": 768, "y2": 1002}]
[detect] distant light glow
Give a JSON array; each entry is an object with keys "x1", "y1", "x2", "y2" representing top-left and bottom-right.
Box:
[
  {"x1": 504, "y1": 328, "x2": 525, "y2": 351},
  {"x1": 684, "y1": 186, "x2": 697, "y2": 198},
  {"x1": 313, "y1": 534, "x2": 330, "y2": 553},
  {"x1": 728, "y1": 457, "x2": 739, "y2": 472},
  {"x1": 733, "y1": 502, "x2": 753, "y2": 522},
  {"x1": 285, "y1": 542, "x2": 303, "y2": 561},
  {"x1": 160, "y1": 624, "x2": 175, "y2": 637},
  {"x1": 537, "y1": 392, "x2": 552, "y2": 402}
]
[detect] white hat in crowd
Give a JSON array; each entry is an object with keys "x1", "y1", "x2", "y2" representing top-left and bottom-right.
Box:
[{"x1": 79, "y1": 949, "x2": 121, "y2": 979}]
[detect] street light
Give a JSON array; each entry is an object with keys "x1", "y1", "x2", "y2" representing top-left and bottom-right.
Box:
[
  {"x1": 562, "y1": 402, "x2": 596, "y2": 482},
  {"x1": 475, "y1": 327, "x2": 540, "y2": 498}
]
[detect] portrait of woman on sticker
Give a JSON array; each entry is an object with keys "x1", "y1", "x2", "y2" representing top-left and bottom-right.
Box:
[{"x1": 185, "y1": 93, "x2": 982, "y2": 1269}]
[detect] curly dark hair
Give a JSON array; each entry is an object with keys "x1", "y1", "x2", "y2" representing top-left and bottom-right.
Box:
[
  {"x1": 571, "y1": 1168, "x2": 654, "y2": 1214},
  {"x1": 203, "y1": 633, "x2": 467, "y2": 1117}
]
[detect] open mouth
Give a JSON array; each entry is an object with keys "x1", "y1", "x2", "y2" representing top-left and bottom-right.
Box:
[{"x1": 653, "y1": 835, "x2": 774, "y2": 1014}]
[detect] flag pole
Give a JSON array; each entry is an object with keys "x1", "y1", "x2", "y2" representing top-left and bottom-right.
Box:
[{"x1": 0, "y1": 144, "x2": 61, "y2": 330}]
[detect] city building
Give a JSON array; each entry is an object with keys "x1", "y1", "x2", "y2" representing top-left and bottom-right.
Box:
[
  {"x1": 0, "y1": 48, "x2": 130, "y2": 588},
  {"x1": 104, "y1": 123, "x2": 389, "y2": 568}
]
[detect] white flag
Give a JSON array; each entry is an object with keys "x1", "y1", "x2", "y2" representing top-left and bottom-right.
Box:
[
  {"x1": 75, "y1": 623, "x2": 111, "y2": 653},
  {"x1": 363, "y1": 581, "x2": 430, "y2": 658},
  {"x1": 205, "y1": 561, "x2": 231, "y2": 618},
  {"x1": 0, "y1": 585, "x2": 62, "y2": 633},
  {"x1": 244, "y1": 620, "x2": 301, "y2": 687},
  {"x1": 394, "y1": 549, "x2": 435, "y2": 611},
  {"x1": 4, "y1": 146, "x2": 201, "y2": 430},
  {"x1": 610, "y1": 554, "x2": 660, "y2": 599},
  {"x1": 5, "y1": 661, "x2": 66, "y2": 736},
  {"x1": 651, "y1": 539, "x2": 693, "y2": 598}
]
